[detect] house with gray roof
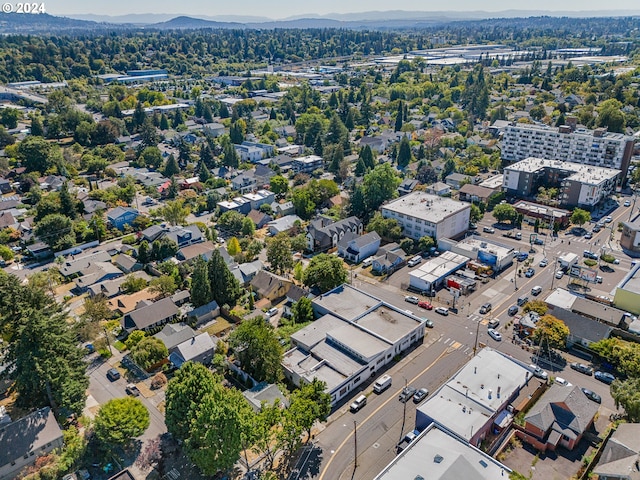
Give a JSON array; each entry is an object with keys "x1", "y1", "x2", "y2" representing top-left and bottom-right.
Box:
[
  {"x1": 593, "y1": 423, "x2": 640, "y2": 480},
  {"x1": 186, "y1": 299, "x2": 220, "y2": 325},
  {"x1": 107, "y1": 206, "x2": 139, "y2": 230},
  {"x1": 267, "y1": 214, "x2": 302, "y2": 236},
  {"x1": 250, "y1": 270, "x2": 293, "y2": 302},
  {"x1": 163, "y1": 225, "x2": 203, "y2": 248},
  {"x1": 0, "y1": 407, "x2": 64, "y2": 480},
  {"x1": 60, "y1": 250, "x2": 112, "y2": 278},
  {"x1": 522, "y1": 384, "x2": 599, "y2": 452},
  {"x1": 306, "y1": 216, "x2": 363, "y2": 253},
  {"x1": 88, "y1": 271, "x2": 151, "y2": 299},
  {"x1": 176, "y1": 241, "x2": 216, "y2": 263},
  {"x1": 114, "y1": 253, "x2": 142, "y2": 273},
  {"x1": 73, "y1": 261, "x2": 123, "y2": 292},
  {"x1": 337, "y1": 230, "x2": 381, "y2": 264},
  {"x1": 122, "y1": 296, "x2": 180, "y2": 332},
  {"x1": 169, "y1": 332, "x2": 216, "y2": 368},
  {"x1": 371, "y1": 243, "x2": 406, "y2": 275},
  {"x1": 243, "y1": 382, "x2": 289, "y2": 412},
  {"x1": 154, "y1": 323, "x2": 196, "y2": 351}
]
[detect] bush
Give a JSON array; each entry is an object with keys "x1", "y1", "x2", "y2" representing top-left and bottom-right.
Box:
[
  {"x1": 584, "y1": 259, "x2": 597, "y2": 267},
  {"x1": 122, "y1": 235, "x2": 136, "y2": 245},
  {"x1": 150, "y1": 372, "x2": 167, "y2": 390},
  {"x1": 601, "y1": 253, "x2": 616, "y2": 263}
]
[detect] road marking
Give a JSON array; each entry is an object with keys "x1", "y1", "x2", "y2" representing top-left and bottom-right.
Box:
[
  {"x1": 317, "y1": 347, "x2": 451, "y2": 480},
  {"x1": 443, "y1": 337, "x2": 450, "y2": 344},
  {"x1": 451, "y1": 341, "x2": 461, "y2": 349}
]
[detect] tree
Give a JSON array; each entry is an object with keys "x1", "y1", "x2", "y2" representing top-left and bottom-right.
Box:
[
  {"x1": 267, "y1": 233, "x2": 294, "y2": 275},
  {"x1": 303, "y1": 254, "x2": 347, "y2": 293},
  {"x1": 470, "y1": 203, "x2": 483, "y2": 223},
  {"x1": 530, "y1": 314, "x2": 569, "y2": 351},
  {"x1": 270, "y1": 175, "x2": 289, "y2": 195},
  {"x1": 94, "y1": 397, "x2": 150, "y2": 448},
  {"x1": 0, "y1": 275, "x2": 88, "y2": 415},
  {"x1": 0, "y1": 107, "x2": 20, "y2": 129},
  {"x1": 158, "y1": 199, "x2": 189, "y2": 226},
  {"x1": 396, "y1": 136, "x2": 413, "y2": 168},
  {"x1": 18, "y1": 136, "x2": 53, "y2": 173},
  {"x1": 366, "y1": 213, "x2": 403, "y2": 243},
  {"x1": 570, "y1": 208, "x2": 591, "y2": 227},
  {"x1": 354, "y1": 158, "x2": 366, "y2": 176},
  {"x1": 137, "y1": 240, "x2": 150, "y2": 264},
  {"x1": 597, "y1": 99, "x2": 626, "y2": 133},
  {"x1": 0, "y1": 245, "x2": 14, "y2": 262},
  {"x1": 79, "y1": 294, "x2": 112, "y2": 340},
  {"x1": 35, "y1": 213, "x2": 75, "y2": 250},
  {"x1": 418, "y1": 235, "x2": 435, "y2": 253},
  {"x1": 217, "y1": 210, "x2": 245, "y2": 235},
  {"x1": 165, "y1": 362, "x2": 219, "y2": 441},
  {"x1": 185, "y1": 384, "x2": 253, "y2": 476},
  {"x1": 130, "y1": 337, "x2": 169, "y2": 369},
  {"x1": 227, "y1": 237, "x2": 241, "y2": 256},
  {"x1": 394, "y1": 102, "x2": 403, "y2": 132},
  {"x1": 362, "y1": 163, "x2": 401, "y2": 213},
  {"x1": 522, "y1": 300, "x2": 548, "y2": 316},
  {"x1": 291, "y1": 188, "x2": 316, "y2": 220},
  {"x1": 59, "y1": 182, "x2": 79, "y2": 220},
  {"x1": 289, "y1": 379, "x2": 331, "y2": 443},
  {"x1": 140, "y1": 146, "x2": 163, "y2": 169},
  {"x1": 229, "y1": 317, "x2": 283, "y2": 383},
  {"x1": 208, "y1": 250, "x2": 242, "y2": 308},
  {"x1": 241, "y1": 217, "x2": 255, "y2": 237},
  {"x1": 149, "y1": 275, "x2": 177, "y2": 298},
  {"x1": 291, "y1": 297, "x2": 314, "y2": 324},
  {"x1": 611, "y1": 378, "x2": 640, "y2": 422},
  {"x1": 359, "y1": 145, "x2": 376, "y2": 171},
  {"x1": 492, "y1": 203, "x2": 517, "y2": 224},
  {"x1": 163, "y1": 154, "x2": 180, "y2": 177},
  {"x1": 191, "y1": 256, "x2": 212, "y2": 307},
  {"x1": 124, "y1": 330, "x2": 146, "y2": 350}
]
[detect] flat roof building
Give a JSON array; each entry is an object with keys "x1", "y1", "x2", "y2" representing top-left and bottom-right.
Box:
[
  {"x1": 614, "y1": 262, "x2": 640, "y2": 315},
  {"x1": 409, "y1": 250, "x2": 470, "y2": 294},
  {"x1": 620, "y1": 212, "x2": 640, "y2": 255},
  {"x1": 504, "y1": 157, "x2": 620, "y2": 209},
  {"x1": 443, "y1": 234, "x2": 516, "y2": 272},
  {"x1": 381, "y1": 192, "x2": 470, "y2": 240}
]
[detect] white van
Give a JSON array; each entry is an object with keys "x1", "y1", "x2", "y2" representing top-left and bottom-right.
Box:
[
  {"x1": 350, "y1": 394, "x2": 367, "y2": 412},
  {"x1": 362, "y1": 257, "x2": 373, "y2": 267},
  {"x1": 408, "y1": 256, "x2": 422, "y2": 267},
  {"x1": 373, "y1": 374, "x2": 392, "y2": 393},
  {"x1": 531, "y1": 286, "x2": 542, "y2": 296}
]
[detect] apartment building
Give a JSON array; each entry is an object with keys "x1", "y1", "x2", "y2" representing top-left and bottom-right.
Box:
[
  {"x1": 501, "y1": 121, "x2": 634, "y2": 181},
  {"x1": 503, "y1": 157, "x2": 620, "y2": 209}
]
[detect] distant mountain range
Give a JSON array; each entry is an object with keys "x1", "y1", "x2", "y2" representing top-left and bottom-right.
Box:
[{"x1": 1, "y1": 10, "x2": 639, "y2": 33}]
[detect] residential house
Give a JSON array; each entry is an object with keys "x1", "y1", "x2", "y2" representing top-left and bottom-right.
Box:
[
  {"x1": 250, "y1": 270, "x2": 293, "y2": 302},
  {"x1": 169, "y1": 333, "x2": 216, "y2": 368},
  {"x1": 282, "y1": 284, "x2": 311, "y2": 319},
  {"x1": 73, "y1": 262, "x2": 123, "y2": 292},
  {"x1": 235, "y1": 144, "x2": 264, "y2": 163},
  {"x1": 306, "y1": 216, "x2": 363, "y2": 252},
  {"x1": 60, "y1": 250, "x2": 112, "y2": 278},
  {"x1": 272, "y1": 201, "x2": 295, "y2": 216},
  {"x1": 424, "y1": 181, "x2": 451, "y2": 196},
  {"x1": 176, "y1": 241, "x2": 216, "y2": 263},
  {"x1": 242, "y1": 189, "x2": 275, "y2": 210},
  {"x1": 186, "y1": 300, "x2": 220, "y2": 325},
  {"x1": 114, "y1": 253, "x2": 142, "y2": 273},
  {"x1": 82, "y1": 198, "x2": 107, "y2": 216},
  {"x1": 0, "y1": 198, "x2": 19, "y2": 212},
  {"x1": 39, "y1": 175, "x2": 65, "y2": 191},
  {"x1": 292, "y1": 155, "x2": 323, "y2": 174},
  {"x1": 25, "y1": 242, "x2": 51, "y2": 260},
  {"x1": 108, "y1": 288, "x2": 156, "y2": 316},
  {"x1": 88, "y1": 272, "x2": 150, "y2": 298},
  {"x1": 371, "y1": 243, "x2": 407, "y2": 275},
  {"x1": 0, "y1": 407, "x2": 64, "y2": 480},
  {"x1": 243, "y1": 382, "x2": 289, "y2": 412},
  {"x1": 0, "y1": 178, "x2": 11, "y2": 194},
  {"x1": 160, "y1": 225, "x2": 204, "y2": 248},
  {"x1": 107, "y1": 470, "x2": 136, "y2": 480},
  {"x1": 106, "y1": 207, "x2": 140, "y2": 231},
  {"x1": 122, "y1": 296, "x2": 180, "y2": 332},
  {"x1": 521, "y1": 384, "x2": 599, "y2": 452},
  {"x1": 358, "y1": 136, "x2": 387, "y2": 153},
  {"x1": 0, "y1": 211, "x2": 17, "y2": 230},
  {"x1": 247, "y1": 209, "x2": 272, "y2": 228},
  {"x1": 337, "y1": 231, "x2": 381, "y2": 264},
  {"x1": 231, "y1": 171, "x2": 257, "y2": 193},
  {"x1": 254, "y1": 164, "x2": 276, "y2": 187},
  {"x1": 267, "y1": 214, "x2": 302, "y2": 236},
  {"x1": 445, "y1": 173, "x2": 478, "y2": 189},
  {"x1": 548, "y1": 309, "x2": 612, "y2": 348},
  {"x1": 202, "y1": 122, "x2": 225, "y2": 137},
  {"x1": 397, "y1": 178, "x2": 419, "y2": 196},
  {"x1": 593, "y1": 423, "x2": 640, "y2": 480},
  {"x1": 458, "y1": 184, "x2": 495, "y2": 204},
  {"x1": 230, "y1": 260, "x2": 264, "y2": 286},
  {"x1": 171, "y1": 290, "x2": 190, "y2": 306},
  {"x1": 154, "y1": 323, "x2": 196, "y2": 351}
]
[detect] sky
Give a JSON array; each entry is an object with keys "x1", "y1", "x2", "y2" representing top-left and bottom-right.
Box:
[{"x1": 52, "y1": 0, "x2": 640, "y2": 18}]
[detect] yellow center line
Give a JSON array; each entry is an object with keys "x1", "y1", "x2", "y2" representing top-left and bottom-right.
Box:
[{"x1": 317, "y1": 347, "x2": 451, "y2": 480}]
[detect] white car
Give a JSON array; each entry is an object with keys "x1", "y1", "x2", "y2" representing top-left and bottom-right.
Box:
[
  {"x1": 624, "y1": 200, "x2": 631, "y2": 207},
  {"x1": 266, "y1": 307, "x2": 278, "y2": 317},
  {"x1": 555, "y1": 270, "x2": 564, "y2": 279},
  {"x1": 555, "y1": 377, "x2": 572, "y2": 386},
  {"x1": 488, "y1": 328, "x2": 502, "y2": 341},
  {"x1": 605, "y1": 216, "x2": 613, "y2": 223},
  {"x1": 539, "y1": 259, "x2": 548, "y2": 268},
  {"x1": 435, "y1": 307, "x2": 449, "y2": 316}
]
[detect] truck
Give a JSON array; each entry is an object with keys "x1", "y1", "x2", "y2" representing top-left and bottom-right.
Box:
[
  {"x1": 396, "y1": 429, "x2": 420, "y2": 452},
  {"x1": 558, "y1": 252, "x2": 579, "y2": 270},
  {"x1": 373, "y1": 374, "x2": 392, "y2": 393}
]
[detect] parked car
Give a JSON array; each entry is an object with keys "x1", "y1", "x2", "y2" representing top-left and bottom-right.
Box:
[
  {"x1": 413, "y1": 388, "x2": 429, "y2": 403},
  {"x1": 515, "y1": 232, "x2": 522, "y2": 240},
  {"x1": 350, "y1": 394, "x2": 367, "y2": 412},
  {"x1": 524, "y1": 268, "x2": 535, "y2": 278},
  {"x1": 488, "y1": 328, "x2": 502, "y2": 341},
  {"x1": 483, "y1": 226, "x2": 495, "y2": 234},
  {"x1": 362, "y1": 258, "x2": 373, "y2": 267},
  {"x1": 479, "y1": 303, "x2": 492, "y2": 314},
  {"x1": 613, "y1": 258, "x2": 620, "y2": 264},
  {"x1": 534, "y1": 238, "x2": 544, "y2": 245},
  {"x1": 408, "y1": 256, "x2": 422, "y2": 267},
  {"x1": 487, "y1": 318, "x2": 500, "y2": 329},
  {"x1": 517, "y1": 296, "x2": 529, "y2": 307},
  {"x1": 531, "y1": 286, "x2": 542, "y2": 296},
  {"x1": 125, "y1": 383, "x2": 140, "y2": 397},
  {"x1": 106, "y1": 368, "x2": 120, "y2": 381},
  {"x1": 585, "y1": 232, "x2": 593, "y2": 239},
  {"x1": 435, "y1": 306, "x2": 449, "y2": 316},
  {"x1": 399, "y1": 386, "x2": 417, "y2": 403},
  {"x1": 593, "y1": 225, "x2": 601, "y2": 232},
  {"x1": 570, "y1": 362, "x2": 593, "y2": 375},
  {"x1": 595, "y1": 276, "x2": 603, "y2": 284},
  {"x1": 555, "y1": 377, "x2": 571, "y2": 386},
  {"x1": 624, "y1": 200, "x2": 631, "y2": 207},
  {"x1": 422, "y1": 318, "x2": 434, "y2": 328},
  {"x1": 539, "y1": 259, "x2": 548, "y2": 268},
  {"x1": 605, "y1": 216, "x2": 613, "y2": 223},
  {"x1": 581, "y1": 388, "x2": 602, "y2": 404},
  {"x1": 555, "y1": 270, "x2": 564, "y2": 279},
  {"x1": 405, "y1": 295, "x2": 419, "y2": 305},
  {"x1": 529, "y1": 364, "x2": 548, "y2": 380},
  {"x1": 594, "y1": 371, "x2": 616, "y2": 384},
  {"x1": 418, "y1": 300, "x2": 433, "y2": 310},
  {"x1": 266, "y1": 307, "x2": 279, "y2": 317}
]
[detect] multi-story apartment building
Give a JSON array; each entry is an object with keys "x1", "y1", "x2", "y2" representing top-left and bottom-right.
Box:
[
  {"x1": 503, "y1": 157, "x2": 620, "y2": 209},
  {"x1": 380, "y1": 192, "x2": 470, "y2": 240},
  {"x1": 501, "y1": 121, "x2": 634, "y2": 182}
]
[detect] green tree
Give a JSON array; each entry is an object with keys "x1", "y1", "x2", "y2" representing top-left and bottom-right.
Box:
[
  {"x1": 94, "y1": 397, "x2": 150, "y2": 447},
  {"x1": 470, "y1": 203, "x2": 483, "y2": 223},
  {"x1": 0, "y1": 107, "x2": 20, "y2": 129},
  {"x1": 35, "y1": 213, "x2": 75, "y2": 250},
  {"x1": 208, "y1": 249, "x2": 242, "y2": 308},
  {"x1": 366, "y1": 213, "x2": 403, "y2": 243},
  {"x1": 0, "y1": 275, "x2": 88, "y2": 415},
  {"x1": 267, "y1": 233, "x2": 294, "y2": 275},
  {"x1": 359, "y1": 145, "x2": 375, "y2": 171},
  {"x1": 492, "y1": 203, "x2": 517, "y2": 224},
  {"x1": 570, "y1": 208, "x2": 591, "y2": 227},
  {"x1": 158, "y1": 199, "x2": 189, "y2": 226},
  {"x1": 191, "y1": 256, "x2": 212, "y2": 307},
  {"x1": 354, "y1": 158, "x2": 366, "y2": 176},
  {"x1": 59, "y1": 182, "x2": 79, "y2": 220},
  {"x1": 418, "y1": 235, "x2": 435, "y2": 253},
  {"x1": 530, "y1": 314, "x2": 569, "y2": 351},
  {"x1": 163, "y1": 154, "x2": 180, "y2": 177},
  {"x1": 130, "y1": 337, "x2": 169, "y2": 369},
  {"x1": 149, "y1": 275, "x2": 178, "y2": 298},
  {"x1": 303, "y1": 254, "x2": 347, "y2": 293},
  {"x1": 137, "y1": 240, "x2": 150, "y2": 264},
  {"x1": 291, "y1": 297, "x2": 314, "y2": 324},
  {"x1": 289, "y1": 379, "x2": 331, "y2": 443},
  {"x1": 362, "y1": 163, "x2": 401, "y2": 213},
  {"x1": 241, "y1": 217, "x2": 255, "y2": 237},
  {"x1": 394, "y1": 101, "x2": 403, "y2": 132},
  {"x1": 18, "y1": 136, "x2": 53, "y2": 173},
  {"x1": 396, "y1": 136, "x2": 413, "y2": 168},
  {"x1": 0, "y1": 245, "x2": 14, "y2": 262},
  {"x1": 229, "y1": 317, "x2": 283, "y2": 383},
  {"x1": 140, "y1": 146, "x2": 163, "y2": 169},
  {"x1": 270, "y1": 175, "x2": 289, "y2": 195},
  {"x1": 218, "y1": 210, "x2": 245, "y2": 235},
  {"x1": 597, "y1": 99, "x2": 626, "y2": 133},
  {"x1": 291, "y1": 188, "x2": 316, "y2": 220},
  {"x1": 125, "y1": 330, "x2": 146, "y2": 350},
  {"x1": 165, "y1": 362, "x2": 218, "y2": 441},
  {"x1": 611, "y1": 377, "x2": 640, "y2": 422}
]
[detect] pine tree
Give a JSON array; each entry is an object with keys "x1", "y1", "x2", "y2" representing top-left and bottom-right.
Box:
[
  {"x1": 360, "y1": 145, "x2": 375, "y2": 170},
  {"x1": 59, "y1": 182, "x2": 78, "y2": 220},
  {"x1": 355, "y1": 158, "x2": 366, "y2": 176},
  {"x1": 191, "y1": 256, "x2": 212, "y2": 307},
  {"x1": 159, "y1": 113, "x2": 169, "y2": 130},
  {"x1": 164, "y1": 154, "x2": 180, "y2": 177},
  {"x1": 397, "y1": 136, "x2": 413, "y2": 168},
  {"x1": 394, "y1": 101, "x2": 403, "y2": 132},
  {"x1": 198, "y1": 162, "x2": 211, "y2": 183},
  {"x1": 207, "y1": 250, "x2": 241, "y2": 308},
  {"x1": 200, "y1": 143, "x2": 214, "y2": 168}
]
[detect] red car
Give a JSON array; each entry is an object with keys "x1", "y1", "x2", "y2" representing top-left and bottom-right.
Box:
[{"x1": 418, "y1": 301, "x2": 433, "y2": 310}]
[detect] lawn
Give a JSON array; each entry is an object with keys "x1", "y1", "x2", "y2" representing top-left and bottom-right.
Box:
[{"x1": 200, "y1": 317, "x2": 233, "y2": 336}]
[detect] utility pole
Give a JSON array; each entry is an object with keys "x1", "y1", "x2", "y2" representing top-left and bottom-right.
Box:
[
  {"x1": 473, "y1": 319, "x2": 481, "y2": 356},
  {"x1": 513, "y1": 260, "x2": 519, "y2": 291},
  {"x1": 103, "y1": 327, "x2": 111, "y2": 354},
  {"x1": 399, "y1": 378, "x2": 408, "y2": 443},
  {"x1": 353, "y1": 421, "x2": 358, "y2": 469}
]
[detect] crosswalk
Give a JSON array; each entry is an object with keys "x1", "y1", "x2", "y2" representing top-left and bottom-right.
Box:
[{"x1": 439, "y1": 336, "x2": 474, "y2": 355}]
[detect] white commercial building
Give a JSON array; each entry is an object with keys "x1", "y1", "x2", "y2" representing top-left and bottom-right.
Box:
[
  {"x1": 503, "y1": 157, "x2": 620, "y2": 209},
  {"x1": 381, "y1": 192, "x2": 470, "y2": 240},
  {"x1": 442, "y1": 235, "x2": 516, "y2": 272},
  {"x1": 501, "y1": 122, "x2": 634, "y2": 181},
  {"x1": 408, "y1": 250, "x2": 470, "y2": 294}
]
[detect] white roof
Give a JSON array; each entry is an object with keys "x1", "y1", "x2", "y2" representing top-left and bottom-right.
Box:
[{"x1": 381, "y1": 191, "x2": 470, "y2": 223}]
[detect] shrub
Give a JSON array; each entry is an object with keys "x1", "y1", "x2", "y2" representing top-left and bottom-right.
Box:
[
  {"x1": 122, "y1": 235, "x2": 137, "y2": 245},
  {"x1": 601, "y1": 253, "x2": 615, "y2": 263},
  {"x1": 150, "y1": 372, "x2": 167, "y2": 390},
  {"x1": 584, "y1": 259, "x2": 597, "y2": 267}
]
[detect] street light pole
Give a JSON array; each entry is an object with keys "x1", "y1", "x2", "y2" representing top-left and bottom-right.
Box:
[{"x1": 353, "y1": 420, "x2": 358, "y2": 469}]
